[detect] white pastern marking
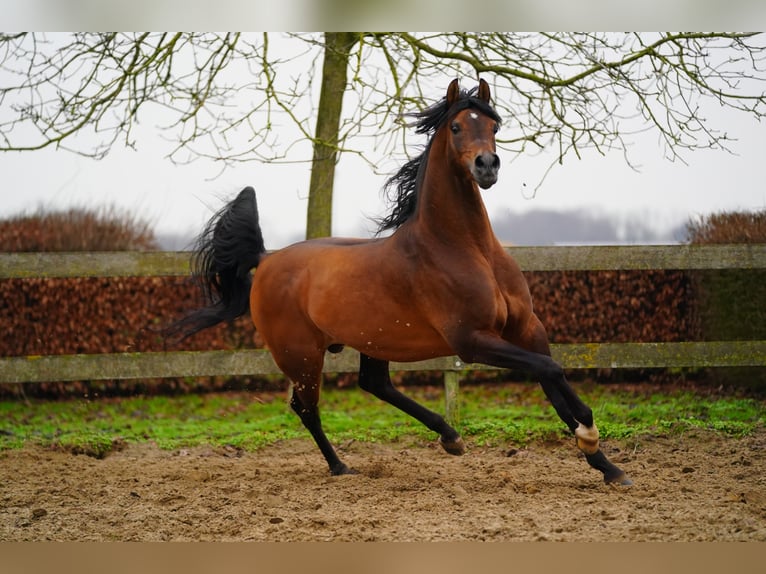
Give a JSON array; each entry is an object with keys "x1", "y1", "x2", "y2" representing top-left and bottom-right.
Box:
[{"x1": 574, "y1": 422, "x2": 600, "y2": 455}]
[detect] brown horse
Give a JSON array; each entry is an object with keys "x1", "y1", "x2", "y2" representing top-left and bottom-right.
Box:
[{"x1": 168, "y1": 79, "x2": 631, "y2": 485}]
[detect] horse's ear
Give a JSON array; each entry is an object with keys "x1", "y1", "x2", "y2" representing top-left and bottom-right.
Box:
[
  {"x1": 477, "y1": 78, "x2": 491, "y2": 104},
  {"x1": 446, "y1": 78, "x2": 460, "y2": 107}
]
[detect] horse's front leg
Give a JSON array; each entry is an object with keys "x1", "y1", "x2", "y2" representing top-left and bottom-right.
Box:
[
  {"x1": 358, "y1": 353, "x2": 465, "y2": 455},
  {"x1": 456, "y1": 328, "x2": 632, "y2": 485}
]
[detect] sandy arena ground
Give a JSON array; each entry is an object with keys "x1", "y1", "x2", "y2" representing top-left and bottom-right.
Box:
[{"x1": 2, "y1": 425, "x2": 765, "y2": 541}]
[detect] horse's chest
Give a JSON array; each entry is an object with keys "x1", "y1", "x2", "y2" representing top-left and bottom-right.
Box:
[{"x1": 445, "y1": 266, "x2": 509, "y2": 328}]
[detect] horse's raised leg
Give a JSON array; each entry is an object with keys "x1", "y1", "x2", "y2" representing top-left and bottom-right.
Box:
[
  {"x1": 513, "y1": 317, "x2": 631, "y2": 485},
  {"x1": 457, "y1": 325, "x2": 631, "y2": 485},
  {"x1": 358, "y1": 353, "x2": 465, "y2": 455},
  {"x1": 537, "y1": 378, "x2": 630, "y2": 485}
]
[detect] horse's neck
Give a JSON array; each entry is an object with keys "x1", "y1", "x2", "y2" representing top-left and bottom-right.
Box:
[{"x1": 414, "y1": 153, "x2": 497, "y2": 252}]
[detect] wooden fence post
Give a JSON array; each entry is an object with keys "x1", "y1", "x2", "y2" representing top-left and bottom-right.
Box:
[{"x1": 444, "y1": 371, "x2": 460, "y2": 427}]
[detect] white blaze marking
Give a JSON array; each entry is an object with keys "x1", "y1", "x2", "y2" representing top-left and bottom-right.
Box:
[{"x1": 469, "y1": 112, "x2": 479, "y2": 120}]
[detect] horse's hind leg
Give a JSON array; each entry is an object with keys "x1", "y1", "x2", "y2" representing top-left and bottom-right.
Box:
[
  {"x1": 289, "y1": 389, "x2": 355, "y2": 476},
  {"x1": 278, "y1": 353, "x2": 356, "y2": 476},
  {"x1": 358, "y1": 353, "x2": 465, "y2": 455}
]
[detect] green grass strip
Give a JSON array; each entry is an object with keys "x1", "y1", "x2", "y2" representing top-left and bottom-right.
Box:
[{"x1": 0, "y1": 383, "x2": 763, "y2": 457}]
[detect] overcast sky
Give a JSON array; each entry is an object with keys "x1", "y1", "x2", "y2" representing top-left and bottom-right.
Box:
[{"x1": 1, "y1": 34, "x2": 764, "y2": 249}]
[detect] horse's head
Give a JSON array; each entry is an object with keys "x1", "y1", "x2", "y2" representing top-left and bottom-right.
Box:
[
  {"x1": 443, "y1": 78, "x2": 501, "y2": 190},
  {"x1": 378, "y1": 78, "x2": 504, "y2": 232}
]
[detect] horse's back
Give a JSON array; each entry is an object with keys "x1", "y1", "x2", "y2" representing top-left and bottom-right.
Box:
[{"x1": 251, "y1": 236, "x2": 383, "y2": 315}]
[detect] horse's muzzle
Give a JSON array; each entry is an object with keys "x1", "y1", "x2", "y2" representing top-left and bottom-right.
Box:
[{"x1": 473, "y1": 151, "x2": 500, "y2": 189}]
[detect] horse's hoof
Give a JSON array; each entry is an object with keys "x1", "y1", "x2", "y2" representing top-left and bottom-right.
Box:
[
  {"x1": 605, "y1": 472, "x2": 633, "y2": 486},
  {"x1": 439, "y1": 436, "x2": 466, "y2": 456},
  {"x1": 330, "y1": 464, "x2": 359, "y2": 476}
]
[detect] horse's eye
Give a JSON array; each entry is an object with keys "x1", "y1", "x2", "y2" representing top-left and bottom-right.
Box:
[
  {"x1": 493, "y1": 124, "x2": 499, "y2": 134},
  {"x1": 450, "y1": 122, "x2": 460, "y2": 134}
]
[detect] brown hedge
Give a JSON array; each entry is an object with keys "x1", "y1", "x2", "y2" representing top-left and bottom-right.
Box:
[
  {"x1": 0, "y1": 207, "x2": 158, "y2": 252},
  {"x1": 0, "y1": 270, "x2": 692, "y2": 357},
  {"x1": 526, "y1": 269, "x2": 694, "y2": 344},
  {"x1": 0, "y1": 276, "x2": 255, "y2": 357}
]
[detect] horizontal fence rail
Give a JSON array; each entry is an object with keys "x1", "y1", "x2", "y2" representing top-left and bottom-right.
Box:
[
  {"x1": 2, "y1": 244, "x2": 766, "y2": 278},
  {"x1": 1, "y1": 246, "x2": 764, "y2": 398},
  {"x1": 2, "y1": 341, "x2": 766, "y2": 384}
]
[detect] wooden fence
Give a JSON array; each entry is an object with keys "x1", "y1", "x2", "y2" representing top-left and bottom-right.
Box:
[{"x1": 2, "y1": 245, "x2": 765, "y2": 420}]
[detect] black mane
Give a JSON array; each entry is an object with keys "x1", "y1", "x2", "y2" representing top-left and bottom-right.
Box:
[{"x1": 377, "y1": 84, "x2": 502, "y2": 232}]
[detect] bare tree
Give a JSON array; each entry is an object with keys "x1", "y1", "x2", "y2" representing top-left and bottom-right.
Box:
[{"x1": 2, "y1": 32, "x2": 764, "y2": 238}]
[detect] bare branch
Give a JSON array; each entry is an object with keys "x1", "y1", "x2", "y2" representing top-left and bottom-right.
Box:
[{"x1": 1, "y1": 32, "x2": 764, "y2": 180}]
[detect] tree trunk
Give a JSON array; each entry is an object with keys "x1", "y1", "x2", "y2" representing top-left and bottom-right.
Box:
[{"x1": 305, "y1": 32, "x2": 358, "y2": 240}]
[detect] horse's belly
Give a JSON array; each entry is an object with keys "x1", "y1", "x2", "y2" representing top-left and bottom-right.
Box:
[{"x1": 322, "y1": 314, "x2": 454, "y2": 363}]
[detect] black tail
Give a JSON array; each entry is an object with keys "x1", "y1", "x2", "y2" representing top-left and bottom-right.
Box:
[{"x1": 164, "y1": 186, "x2": 266, "y2": 341}]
